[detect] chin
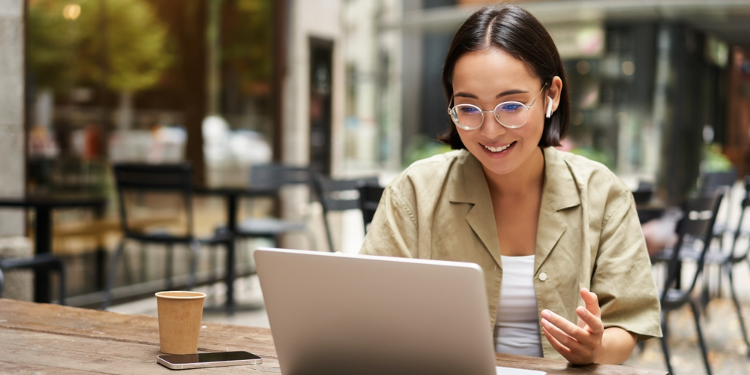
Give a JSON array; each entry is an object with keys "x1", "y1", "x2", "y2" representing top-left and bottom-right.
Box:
[{"x1": 484, "y1": 163, "x2": 521, "y2": 177}]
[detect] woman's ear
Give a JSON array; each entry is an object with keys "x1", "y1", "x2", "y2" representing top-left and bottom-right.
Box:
[{"x1": 547, "y1": 76, "x2": 563, "y2": 113}]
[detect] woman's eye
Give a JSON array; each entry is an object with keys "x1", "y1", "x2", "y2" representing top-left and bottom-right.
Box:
[
  {"x1": 498, "y1": 103, "x2": 523, "y2": 112},
  {"x1": 458, "y1": 106, "x2": 481, "y2": 114}
]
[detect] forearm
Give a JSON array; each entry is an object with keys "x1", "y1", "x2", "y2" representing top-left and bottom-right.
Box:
[{"x1": 593, "y1": 327, "x2": 637, "y2": 364}]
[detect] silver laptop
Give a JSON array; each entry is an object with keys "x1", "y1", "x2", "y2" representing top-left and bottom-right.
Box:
[{"x1": 254, "y1": 248, "x2": 544, "y2": 375}]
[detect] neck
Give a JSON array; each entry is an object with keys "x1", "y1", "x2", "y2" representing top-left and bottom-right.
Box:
[{"x1": 483, "y1": 147, "x2": 545, "y2": 196}]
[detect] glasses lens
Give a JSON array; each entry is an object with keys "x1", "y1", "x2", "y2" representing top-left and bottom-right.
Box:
[
  {"x1": 494, "y1": 102, "x2": 528, "y2": 128},
  {"x1": 452, "y1": 105, "x2": 483, "y2": 130}
]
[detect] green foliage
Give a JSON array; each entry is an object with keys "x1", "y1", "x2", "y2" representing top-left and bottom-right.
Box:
[
  {"x1": 403, "y1": 135, "x2": 452, "y2": 167},
  {"x1": 569, "y1": 146, "x2": 614, "y2": 169},
  {"x1": 222, "y1": 0, "x2": 273, "y2": 89},
  {"x1": 27, "y1": 1, "x2": 79, "y2": 90},
  {"x1": 28, "y1": 0, "x2": 173, "y2": 92},
  {"x1": 77, "y1": 0, "x2": 173, "y2": 92},
  {"x1": 703, "y1": 143, "x2": 733, "y2": 172}
]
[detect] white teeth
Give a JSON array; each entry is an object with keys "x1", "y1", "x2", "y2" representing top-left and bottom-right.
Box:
[{"x1": 484, "y1": 143, "x2": 513, "y2": 152}]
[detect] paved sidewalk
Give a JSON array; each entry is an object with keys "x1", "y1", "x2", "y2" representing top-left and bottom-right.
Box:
[{"x1": 624, "y1": 298, "x2": 750, "y2": 375}]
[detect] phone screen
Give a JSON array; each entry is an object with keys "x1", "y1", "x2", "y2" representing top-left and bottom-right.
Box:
[{"x1": 161, "y1": 351, "x2": 261, "y2": 364}]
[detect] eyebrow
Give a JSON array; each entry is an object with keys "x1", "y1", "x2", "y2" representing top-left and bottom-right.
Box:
[{"x1": 454, "y1": 89, "x2": 529, "y2": 99}]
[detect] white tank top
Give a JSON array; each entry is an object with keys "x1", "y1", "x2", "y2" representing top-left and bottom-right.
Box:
[{"x1": 494, "y1": 255, "x2": 543, "y2": 357}]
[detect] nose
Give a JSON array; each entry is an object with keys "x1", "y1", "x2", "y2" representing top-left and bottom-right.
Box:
[{"x1": 480, "y1": 112, "x2": 508, "y2": 139}]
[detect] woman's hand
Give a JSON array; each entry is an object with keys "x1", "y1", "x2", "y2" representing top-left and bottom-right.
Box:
[{"x1": 540, "y1": 288, "x2": 604, "y2": 365}]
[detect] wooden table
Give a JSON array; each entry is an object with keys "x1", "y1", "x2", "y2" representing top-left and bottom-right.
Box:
[{"x1": 0, "y1": 299, "x2": 666, "y2": 374}]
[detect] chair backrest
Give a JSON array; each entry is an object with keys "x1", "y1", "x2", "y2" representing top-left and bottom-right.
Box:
[
  {"x1": 632, "y1": 181, "x2": 654, "y2": 206},
  {"x1": 358, "y1": 182, "x2": 385, "y2": 233},
  {"x1": 312, "y1": 174, "x2": 379, "y2": 252},
  {"x1": 112, "y1": 163, "x2": 194, "y2": 238},
  {"x1": 700, "y1": 170, "x2": 737, "y2": 235},
  {"x1": 249, "y1": 164, "x2": 311, "y2": 190},
  {"x1": 700, "y1": 170, "x2": 737, "y2": 194},
  {"x1": 662, "y1": 192, "x2": 723, "y2": 300}
]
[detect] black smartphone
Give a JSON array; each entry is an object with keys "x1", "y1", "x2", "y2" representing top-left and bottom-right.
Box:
[{"x1": 157, "y1": 351, "x2": 262, "y2": 370}]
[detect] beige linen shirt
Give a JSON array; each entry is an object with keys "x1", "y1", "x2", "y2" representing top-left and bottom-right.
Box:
[{"x1": 360, "y1": 147, "x2": 662, "y2": 359}]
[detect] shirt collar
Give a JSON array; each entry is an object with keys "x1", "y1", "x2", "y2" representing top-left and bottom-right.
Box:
[{"x1": 447, "y1": 147, "x2": 581, "y2": 211}]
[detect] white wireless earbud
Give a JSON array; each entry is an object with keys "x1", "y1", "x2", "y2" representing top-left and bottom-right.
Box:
[{"x1": 545, "y1": 96, "x2": 554, "y2": 118}]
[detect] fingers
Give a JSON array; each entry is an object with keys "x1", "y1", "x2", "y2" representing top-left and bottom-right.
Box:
[
  {"x1": 542, "y1": 325, "x2": 574, "y2": 359},
  {"x1": 541, "y1": 313, "x2": 586, "y2": 352},
  {"x1": 542, "y1": 326, "x2": 594, "y2": 365},
  {"x1": 541, "y1": 309, "x2": 602, "y2": 354},
  {"x1": 580, "y1": 288, "x2": 601, "y2": 318},
  {"x1": 576, "y1": 306, "x2": 604, "y2": 335},
  {"x1": 542, "y1": 309, "x2": 583, "y2": 338}
]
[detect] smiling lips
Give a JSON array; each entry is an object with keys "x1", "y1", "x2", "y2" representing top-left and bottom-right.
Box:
[{"x1": 483, "y1": 141, "x2": 516, "y2": 153}]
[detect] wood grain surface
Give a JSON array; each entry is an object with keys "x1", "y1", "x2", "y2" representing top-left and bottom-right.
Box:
[{"x1": 0, "y1": 299, "x2": 666, "y2": 374}]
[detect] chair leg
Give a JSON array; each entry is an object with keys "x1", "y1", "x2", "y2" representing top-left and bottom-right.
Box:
[
  {"x1": 716, "y1": 261, "x2": 723, "y2": 299},
  {"x1": 139, "y1": 243, "x2": 147, "y2": 283},
  {"x1": 188, "y1": 241, "x2": 200, "y2": 291},
  {"x1": 689, "y1": 299, "x2": 713, "y2": 375},
  {"x1": 165, "y1": 244, "x2": 174, "y2": 290},
  {"x1": 0, "y1": 268, "x2": 5, "y2": 298},
  {"x1": 701, "y1": 278, "x2": 711, "y2": 317},
  {"x1": 122, "y1": 243, "x2": 137, "y2": 285},
  {"x1": 102, "y1": 239, "x2": 126, "y2": 310},
  {"x1": 56, "y1": 257, "x2": 67, "y2": 306},
  {"x1": 660, "y1": 312, "x2": 675, "y2": 375},
  {"x1": 209, "y1": 245, "x2": 220, "y2": 305},
  {"x1": 323, "y1": 214, "x2": 335, "y2": 253},
  {"x1": 726, "y1": 262, "x2": 750, "y2": 352}
]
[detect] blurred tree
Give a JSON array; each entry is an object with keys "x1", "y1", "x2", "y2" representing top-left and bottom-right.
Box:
[
  {"x1": 28, "y1": 0, "x2": 173, "y2": 128},
  {"x1": 222, "y1": 0, "x2": 273, "y2": 92},
  {"x1": 76, "y1": 0, "x2": 173, "y2": 94},
  {"x1": 403, "y1": 135, "x2": 452, "y2": 167},
  {"x1": 78, "y1": 0, "x2": 173, "y2": 129},
  {"x1": 27, "y1": 0, "x2": 80, "y2": 91},
  {"x1": 29, "y1": 0, "x2": 172, "y2": 92}
]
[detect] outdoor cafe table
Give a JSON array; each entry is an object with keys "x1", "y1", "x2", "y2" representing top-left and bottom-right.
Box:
[
  {"x1": 0, "y1": 299, "x2": 667, "y2": 375},
  {"x1": 193, "y1": 186, "x2": 278, "y2": 314},
  {"x1": 0, "y1": 195, "x2": 107, "y2": 303}
]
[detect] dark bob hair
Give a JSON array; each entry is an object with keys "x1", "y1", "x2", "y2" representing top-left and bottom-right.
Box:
[{"x1": 438, "y1": 5, "x2": 570, "y2": 149}]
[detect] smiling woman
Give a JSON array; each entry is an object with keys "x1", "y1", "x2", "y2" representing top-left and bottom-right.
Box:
[{"x1": 360, "y1": 4, "x2": 662, "y2": 366}]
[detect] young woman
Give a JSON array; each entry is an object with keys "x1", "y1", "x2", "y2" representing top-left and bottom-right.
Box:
[{"x1": 360, "y1": 5, "x2": 661, "y2": 365}]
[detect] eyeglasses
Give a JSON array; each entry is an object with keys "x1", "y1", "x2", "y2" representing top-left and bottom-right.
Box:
[{"x1": 447, "y1": 83, "x2": 547, "y2": 131}]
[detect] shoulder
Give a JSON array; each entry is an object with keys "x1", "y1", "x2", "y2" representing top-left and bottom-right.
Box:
[{"x1": 548, "y1": 148, "x2": 632, "y2": 215}]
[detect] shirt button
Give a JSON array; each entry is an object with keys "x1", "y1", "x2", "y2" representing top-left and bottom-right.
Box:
[{"x1": 539, "y1": 272, "x2": 548, "y2": 281}]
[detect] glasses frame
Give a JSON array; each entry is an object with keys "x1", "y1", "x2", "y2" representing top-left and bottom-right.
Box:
[{"x1": 447, "y1": 83, "x2": 548, "y2": 131}]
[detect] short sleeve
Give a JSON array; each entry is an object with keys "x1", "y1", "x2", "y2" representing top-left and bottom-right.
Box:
[
  {"x1": 592, "y1": 191, "x2": 662, "y2": 342},
  {"x1": 359, "y1": 184, "x2": 418, "y2": 259}
]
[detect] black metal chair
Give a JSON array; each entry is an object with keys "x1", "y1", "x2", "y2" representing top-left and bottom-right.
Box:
[
  {"x1": 228, "y1": 164, "x2": 315, "y2": 248},
  {"x1": 0, "y1": 253, "x2": 66, "y2": 304},
  {"x1": 700, "y1": 170, "x2": 737, "y2": 236},
  {"x1": 357, "y1": 182, "x2": 384, "y2": 234},
  {"x1": 633, "y1": 181, "x2": 655, "y2": 207},
  {"x1": 102, "y1": 164, "x2": 232, "y2": 310},
  {"x1": 313, "y1": 175, "x2": 378, "y2": 252},
  {"x1": 695, "y1": 170, "x2": 738, "y2": 306},
  {"x1": 657, "y1": 192, "x2": 723, "y2": 375},
  {"x1": 701, "y1": 176, "x2": 750, "y2": 352}
]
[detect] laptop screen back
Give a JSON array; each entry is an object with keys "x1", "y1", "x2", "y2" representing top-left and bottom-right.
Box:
[{"x1": 254, "y1": 248, "x2": 497, "y2": 375}]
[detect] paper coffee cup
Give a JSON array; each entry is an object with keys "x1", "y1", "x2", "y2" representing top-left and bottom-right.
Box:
[{"x1": 156, "y1": 291, "x2": 206, "y2": 354}]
